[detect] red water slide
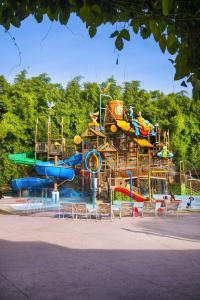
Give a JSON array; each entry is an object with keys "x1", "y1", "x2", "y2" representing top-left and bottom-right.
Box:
[{"x1": 114, "y1": 187, "x2": 147, "y2": 202}]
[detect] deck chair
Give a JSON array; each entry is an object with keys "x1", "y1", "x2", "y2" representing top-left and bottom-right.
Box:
[
  {"x1": 59, "y1": 203, "x2": 75, "y2": 219},
  {"x1": 119, "y1": 202, "x2": 133, "y2": 218},
  {"x1": 164, "y1": 201, "x2": 179, "y2": 217},
  {"x1": 141, "y1": 201, "x2": 157, "y2": 217},
  {"x1": 25, "y1": 199, "x2": 43, "y2": 215},
  {"x1": 75, "y1": 203, "x2": 90, "y2": 219},
  {"x1": 96, "y1": 203, "x2": 114, "y2": 220}
]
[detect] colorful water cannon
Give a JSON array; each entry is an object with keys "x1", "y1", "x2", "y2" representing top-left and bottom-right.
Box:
[
  {"x1": 156, "y1": 145, "x2": 173, "y2": 158},
  {"x1": 85, "y1": 149, "x2": 102, "y2": 208},
  {"x1": 88, "y1": 111, "x2": 100, "y2": 128},
  {"x1": 132, "y1": 111, "x2": 155, "y2": 137}
]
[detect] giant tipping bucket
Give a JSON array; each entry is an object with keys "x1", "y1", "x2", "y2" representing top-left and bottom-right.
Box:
[{"x1": 108, "y1": 100, "x2": 124, "y2": 121}]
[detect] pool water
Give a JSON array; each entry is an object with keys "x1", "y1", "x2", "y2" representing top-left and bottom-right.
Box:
[
  {"x1": 3, "y1": 186, "x2": 90, "y2": 202},
  {"x1": 2, "y1": 187, "x2": 200, "y2": 211},
  {"x1": 114, "y1": 194, "x2": 200, "y2": 210},
  {"x1": 152, "y1": 194, "x2": 200, "y2": 210}
]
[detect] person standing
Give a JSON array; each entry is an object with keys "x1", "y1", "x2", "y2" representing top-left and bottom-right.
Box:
[
  {"x1": 170, "y1": 194, "x2": 175, "y2": 201},
  {"x1": 186, "y1": 195, "x2": 194, "y2": 208}
]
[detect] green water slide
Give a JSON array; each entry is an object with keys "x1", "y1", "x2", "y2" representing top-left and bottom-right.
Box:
[{"x1": 8, "y1": 152, "x2": 42, "y2": 165}]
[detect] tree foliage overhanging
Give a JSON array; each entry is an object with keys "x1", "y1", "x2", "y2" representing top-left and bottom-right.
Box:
[
  {"x1": 0, "y1": 71, "x2": 200, "y2": 187},
  {"x1": 0, "y1": 0, "x2": 200, "y2": 97}
]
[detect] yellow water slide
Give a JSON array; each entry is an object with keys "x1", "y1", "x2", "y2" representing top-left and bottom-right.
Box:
[{"x1": 116, "y1": 120, "x2": 135, "y2": 134}]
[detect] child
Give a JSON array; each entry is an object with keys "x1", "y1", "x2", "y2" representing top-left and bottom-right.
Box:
[
  {"x1": 170, "y1": 194, "x2": 175, "y2": 201},
  {"x1": 186, "y1": 196, "x2": 194, "y2": 208},
  {"x1": 163, "y1": 195, "x2": 168, "y2": 200}
]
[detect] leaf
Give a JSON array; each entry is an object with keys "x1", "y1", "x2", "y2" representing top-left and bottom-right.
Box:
[
  {"x1": 89, "y1": 25, "x2": 97, "y2": 38},
  {"x1": 92, "y1": 4, "x2": 101, "y2": 14},
  {"x1": 119, "y1": 29, "x2": 130, "y2": 41},
  {"x1": 192, "y1": 85, "x2": 200, "y2": 100},
  {"x1": 167, "y1": 33, "x2": 179, "y2": 54},
  {"x1": 162, "y1": 0, "x2": 174, "y2": 16},
  {"x1": 115, "y1": 36, "x2": 124, "y2": 50},
  {"x1": 168, "y1": 58, "x2": 175, "y2": 63},
  {"x1": 11, "y1": 17, "x2": 21, "y2": 28},
  {"x1": 153, "y1": 25, "x2": 160, "y2": 41},
  {"x1": 174, "y1": 54, "x2": 189, "y2": 80},
  {"x1": 141, "y1": 27, "x2": 151, "y2": 39},
  {"x1": 181, "y1": 81, "x2": 187, "y2": 87},
  {"x1": 79, "y1": 5, "x2": 90, "y2": 22},
  {"x1": 186, "y1": 75, "x2": 193, "y2": 83},
  {"x1": 69, "y1": 0, "x2": 76, "y2": 4},
  {"x1": 167, "y1": 24, "x2": 175, "y2": 35},
  {"x1": 4, "y1": 21, "x2": 10, "y2": 30},
  {"x1": 59, "y1": 11, "x2": 70, "y2": 25},
  {"x1": 47, "y1": 9, "x2": 55, "y2": 21},
  {"x1": 157, "y1": 19, "x2": 166, "y2": 33},
  {"x1": 149, "y1": 19, "x2": 156, "y2": 33},
  {"x1": 147, "y1": 20, "x2": 159, "y2": 42},
  {"x1": 159, "y1": 35, "x2": 166, "y2": 53},
  {"x1": 131, "y1": 19, "x2": 139, "y2": 34},
  {"x1": 110, "y1": 30, "x2": 119, "y2": 38},
  {"x1": 34, "y1": 13, "x2": 43, "y2": 23}
]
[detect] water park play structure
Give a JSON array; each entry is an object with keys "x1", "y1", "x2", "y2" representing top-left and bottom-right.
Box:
[
  {"x1": 7, "y1": 97, "x2": 200, "y2": 210},
  {"x1": 8, "y1": 114, "x2": 82, "y2": 199},
  {"x1": 78, "y1": 100, "x2": 176, "y2": 204},
  {"x1": 10, "y1": 153, "x2": 82, "y2": 196}
]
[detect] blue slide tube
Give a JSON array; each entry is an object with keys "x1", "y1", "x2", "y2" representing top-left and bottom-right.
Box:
[
  {"x1": 11, "y1": 177, "x2": 53, "y2": 191},
  {"x1": 35, "y1": 162, "x2": 75, "y2": 180}
]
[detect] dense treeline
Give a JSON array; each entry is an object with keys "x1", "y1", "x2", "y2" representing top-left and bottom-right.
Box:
[{"x1": 0, "y1": 71, "x2": 200, "y2": 187}]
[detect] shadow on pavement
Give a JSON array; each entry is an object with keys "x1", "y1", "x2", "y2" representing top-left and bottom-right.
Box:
[
  {"x1": 121, "y1": 228, "x2": 200, "y2": 243},
  {"x1": 0, "y1": 239, "x2": 200, "y2": 300}
]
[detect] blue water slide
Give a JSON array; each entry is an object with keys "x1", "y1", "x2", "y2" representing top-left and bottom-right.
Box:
[
  {"x1": 11, "y1": 177, "x2": 53, "y2": 191},
  {"x1": 35, "y1": 162, "x2": 75, "y2": 180},
  {"x1": 10, "y1": 153, "x2": 80, "y2": 191},
  {"x1": 63, "y1": 153, "x2": 82, "y2": 166}
]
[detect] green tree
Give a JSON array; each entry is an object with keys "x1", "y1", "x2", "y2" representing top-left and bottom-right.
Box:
[
  {"x1": 0, "y1": 71, "x2": 200, "y2": 187},
  {"x1": 14, "y1": 69, "x2": 28, "y2": 83},
  {"x1": 0, "y1": 1, "x2": 200, "y2": 96},
  {"x1": 0, "y1": 75, "x2": 10, "y2": 120}
]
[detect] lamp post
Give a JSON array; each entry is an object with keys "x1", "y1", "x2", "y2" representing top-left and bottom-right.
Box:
[
  {"x1": 148, "y1": 149, "x2": 152, "y2": 201},
  {"x1": 126, "y1": 171, "x2": 133, "y2": 203},
  {"x1": 52, "y1": 141, "x2": 60, "y2": 204},
  {"x1": 85, "y1": 150, "x2": 102, "y2": 208},
  {"x1": 47, "y1": 101, "x2": 55, "y2": 160}
]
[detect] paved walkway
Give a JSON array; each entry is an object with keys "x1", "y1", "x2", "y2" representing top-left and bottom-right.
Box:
[{"x1": 0, "y1": 214, "x2": 200, "y2": 299}]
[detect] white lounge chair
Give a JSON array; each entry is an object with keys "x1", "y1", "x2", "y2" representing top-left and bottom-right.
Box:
[
  {"x1": 164, "y1": 201, "x2": 180, "y2": 217},
  {"x1": 75, "y1": 203, "x2": 90, "y2": 219},
  {"x1": 59, "y1": 203, "x2": 75, "y2": 219},
  {"x1": 96, "y1": 203, "x2": 114, "y2": 220},
  {"x1": 141, "y1": 201, "x2": 157, "y2": 217},
  {"x1": 119, "y1": 202, "x2": 133, "y2": 218}
]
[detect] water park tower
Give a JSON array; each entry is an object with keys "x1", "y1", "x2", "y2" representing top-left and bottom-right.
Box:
[
  {"x1": 79, "y1": 97, "x2": 175, "y2": 201},
  {"x1": 34, "y1": 117, "x2": 66, "y2": 161}
]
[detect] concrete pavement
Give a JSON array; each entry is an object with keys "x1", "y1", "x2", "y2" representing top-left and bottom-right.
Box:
[{"x1": 0, "y1": 214, "x2": 200, "y2": 299}]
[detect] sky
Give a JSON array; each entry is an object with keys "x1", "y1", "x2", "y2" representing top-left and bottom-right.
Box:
[{"x1": 0, "y1": 14, "x2": 191, "y2": 96}]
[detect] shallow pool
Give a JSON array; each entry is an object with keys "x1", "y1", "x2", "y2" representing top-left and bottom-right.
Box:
[{"x1": 152, "y1": 194, "x2": 200, "y2": 210}]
